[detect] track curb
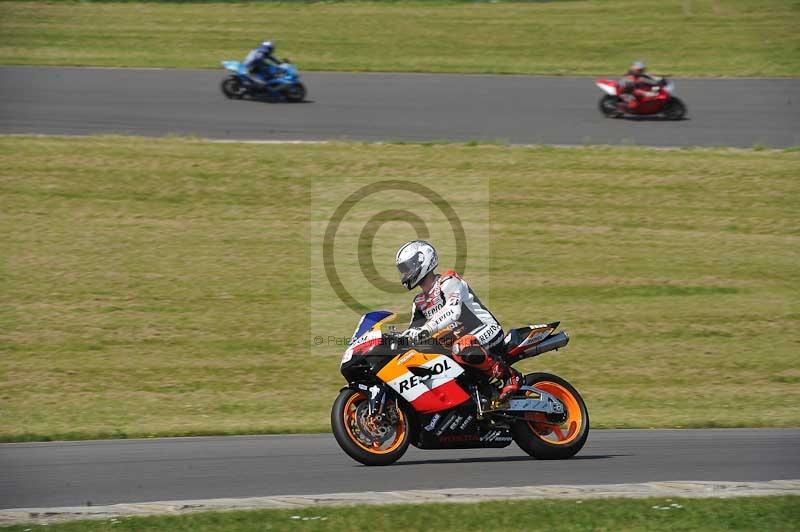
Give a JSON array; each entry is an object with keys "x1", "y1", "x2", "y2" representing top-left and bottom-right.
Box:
[{"x1": 2, "y1": 479, "x2": 798, "y2": 525}]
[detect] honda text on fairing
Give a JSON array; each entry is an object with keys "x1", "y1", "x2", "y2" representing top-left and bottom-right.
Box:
[
  {"x1": 331, "y1": 311, "x2": 589, "y2": 465},
  {"x1": 595, "y1": 77, "x2": 687, "y2": 119},
  {"x1": 220, "y1": 60, "x2": 306, "y2": 102}
]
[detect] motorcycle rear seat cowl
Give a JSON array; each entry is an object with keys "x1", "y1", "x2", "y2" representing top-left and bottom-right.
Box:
[{"x1": 504, "y1": 321, "x2": 560, "y2": 351}]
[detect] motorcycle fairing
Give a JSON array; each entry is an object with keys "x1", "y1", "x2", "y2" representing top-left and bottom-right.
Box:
[
  {"x1": 377, "y1": 351, "x2": 470, "y2": 414},
  {"x1": 595, "y1": 80, "x2": 618, "y2": 95},
  {"x1": 276, "y1": 62, "x2": 299, "y2": 82},
  {"x1": 222, "y1": 60, "x2": 248, "y2": 75},
  {"x1": 415, "y1": 406, "x2": 512, "y2": 449}
]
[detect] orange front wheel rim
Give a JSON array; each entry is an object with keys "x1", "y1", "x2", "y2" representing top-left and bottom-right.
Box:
[
  {"x1": 526, "y1": 381, "x2": 583, "y2": 445},
  {"x1": 343, "y1": 392, "x2": 407, "y2": 454}
]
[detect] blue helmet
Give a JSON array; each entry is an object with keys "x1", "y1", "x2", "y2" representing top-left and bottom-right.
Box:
[{"x1": 259, "y1": 41, "x2": 274, "y2": 54}]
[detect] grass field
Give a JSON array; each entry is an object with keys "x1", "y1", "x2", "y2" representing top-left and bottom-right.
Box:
[
  {"x1": 0, "y1": 0, "x2": 798, "y2": 76},
  {"x1": 5, "y1": 496, "x2": 800, "y2": 531},
  {"x1": 1, "y1": 135, "x2": 798, "y2": 441}
]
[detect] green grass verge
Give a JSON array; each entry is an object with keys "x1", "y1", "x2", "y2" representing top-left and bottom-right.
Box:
[
  {"x1": 0, "y1": 135, "x2": 798, "y2": 441},
  {"x1": 4, "y1": 496, "x2": 800, "y2": 531},
  {"x1": 0, "y1": 0, "x2": 798, "y2": 76}
]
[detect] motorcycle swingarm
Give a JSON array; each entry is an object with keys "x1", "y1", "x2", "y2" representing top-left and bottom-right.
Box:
[{"x1": 487, "y1": 386, "x2": 565, "y2": 416}]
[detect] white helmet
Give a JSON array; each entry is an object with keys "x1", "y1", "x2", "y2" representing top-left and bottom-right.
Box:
[{"x1": 396, "y1": 240, "x2": 438, "y2": 290}]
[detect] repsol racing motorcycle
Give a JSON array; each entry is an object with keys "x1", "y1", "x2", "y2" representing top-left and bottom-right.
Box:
[
  {"x1": 220, "y1": 60, "x2": 306, "y2": 102},
  {"x1": 331, "y1": 311, "x2": 589, "y2": 466}
]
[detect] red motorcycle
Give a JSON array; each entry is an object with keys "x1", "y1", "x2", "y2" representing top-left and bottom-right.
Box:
[{"x1": 595, "y1": 77, "x2": 687, "y2": 120}]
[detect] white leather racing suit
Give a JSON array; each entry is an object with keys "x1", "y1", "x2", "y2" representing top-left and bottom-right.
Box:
[{"x1": 409, "y1": 270, "x2": 504, "y2": 350}]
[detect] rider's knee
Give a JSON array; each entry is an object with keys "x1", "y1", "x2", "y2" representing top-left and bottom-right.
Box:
[{"x1": 452, "y1": 335, "x2": 489, "y2": 367}]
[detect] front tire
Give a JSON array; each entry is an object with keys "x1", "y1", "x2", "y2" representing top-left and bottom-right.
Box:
[
  {"x1": 221, "y1": 76, "x2": 246, "y2": 99},
  {"x1": 331, "y1": 388, "x2": 411, "y2": 466},
  {"x1": 284, "y1": 82, "x2": 306, "y2": 103},
  {"x1": 599, "y1": 95, "x2": 623, "y2": 118},
  {"x1": 512, "y1": 372, "x2": 589, "y2": 459},
  {"x1": 664, "y1": 97, "x2": 687, "y2": 120}
]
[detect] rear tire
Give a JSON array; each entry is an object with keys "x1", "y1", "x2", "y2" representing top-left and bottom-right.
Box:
[
  {"x1": 599, "y1": 95, "x2": 623, "y2": 118},
  {"x1": 284, "y1": 82, "x2": 306, "y2": 103},
  {"x1": 512, "y1": 372, "x2": 589, "y2": 459},
  {"x1": 664, "y1": 97, "x2": 687, "y2": 120},
  {"x1": 221, "y1": 76, "x2": 246, "y2": 99},
  {"x1": 331, "y1": 388, "x2": 411, "y2": 466}
]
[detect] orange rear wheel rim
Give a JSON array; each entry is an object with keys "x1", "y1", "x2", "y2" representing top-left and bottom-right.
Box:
[
  {"x1": 343, "y1": 392, "x2": 407, "y2": 454},
  {"x1": 526, "y1": 381, "x2": 583, "y2": 445}
]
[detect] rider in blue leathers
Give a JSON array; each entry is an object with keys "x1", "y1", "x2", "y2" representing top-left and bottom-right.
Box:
[{"x1": 244, "y1": 41, "x2": 282, "y2": 86}]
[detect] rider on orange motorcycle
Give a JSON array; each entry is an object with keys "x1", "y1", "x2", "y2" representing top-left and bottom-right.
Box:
[{"x1": 396, "y1": 240, "x2": 523, "y2": 401}]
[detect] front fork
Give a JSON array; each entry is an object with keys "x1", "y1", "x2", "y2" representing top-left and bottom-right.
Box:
[
  {"x1": 367, "y1": 384, "x2": 385, "y2": 416},
  {"x1": 354, "y1": 382, "x2": 399, "y2": 423}
]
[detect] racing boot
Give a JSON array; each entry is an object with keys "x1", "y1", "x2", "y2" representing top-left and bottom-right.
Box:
[{"x1": 492, "y1": 361, "x2": 524, "y2": 401}]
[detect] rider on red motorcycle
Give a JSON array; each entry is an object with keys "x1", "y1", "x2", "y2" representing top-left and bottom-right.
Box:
[
  {"x1": 620, "y1": 61, "x2": 659, "y2": 109},
  {"x1": 396, "y1": 240, "x2": 523, "y2": 401}
]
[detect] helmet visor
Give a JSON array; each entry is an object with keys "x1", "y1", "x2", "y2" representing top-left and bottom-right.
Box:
[{"x1": 396, "y1": 252, "x2": 422, "y2": 283}]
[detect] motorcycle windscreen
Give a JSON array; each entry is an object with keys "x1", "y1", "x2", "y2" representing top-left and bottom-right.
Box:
[
  {"x1": 341, "y1": 310, "x2": 396, "y2": 364},
  {"x1": 377, "y1": 351, "x2": 470, "y2": 414},
  {"x1": 350, "y1": 310, "x2": 395, "y2": 343}
]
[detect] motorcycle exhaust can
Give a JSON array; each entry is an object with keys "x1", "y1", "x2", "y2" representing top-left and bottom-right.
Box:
[{"x1": 518, "y1": 331, "x2": 569, "y2": 360}]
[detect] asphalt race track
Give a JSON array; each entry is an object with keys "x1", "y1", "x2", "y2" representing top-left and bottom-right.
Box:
[
  {"x1": 1, "y1": 68, "x2": 799, "y2": 513},
  {"x1": 1, "y1": 67, "x2": 798, "y2": 147},
  {"x1": 1, "y1": 429, "x2": 798, "y2": 509}
]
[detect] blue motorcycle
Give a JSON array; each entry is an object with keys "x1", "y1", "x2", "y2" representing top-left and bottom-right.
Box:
[{"x1": 220, "y1": 60, "x2": 307, "y2": 102}]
